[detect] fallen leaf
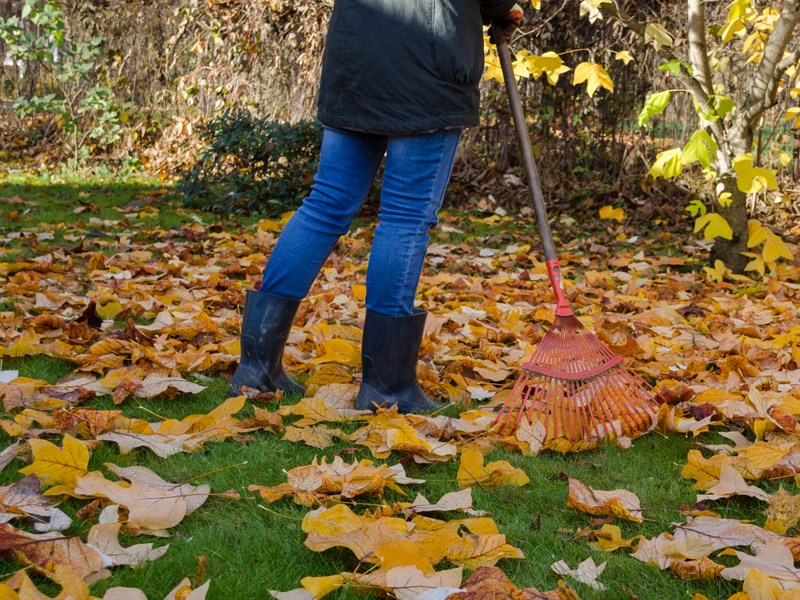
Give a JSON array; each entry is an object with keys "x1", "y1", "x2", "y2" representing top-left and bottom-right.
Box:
[
  {"x1": 551, "y1": 557, "x2": 607, "y2": 590},
  {"x1": 456, "y1": 450, "x2": 529, "y2": 488},
  {"x1": 19, "y1": 435, "x2": 89, "y2": 488},
  {"x1": 566, "y1": 477, "x2": 644, "y2": 523}
]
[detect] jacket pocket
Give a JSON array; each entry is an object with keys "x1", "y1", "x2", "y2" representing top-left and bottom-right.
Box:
[{"x1": 432, "y1": 0, "x2": 484, "y2": 85}]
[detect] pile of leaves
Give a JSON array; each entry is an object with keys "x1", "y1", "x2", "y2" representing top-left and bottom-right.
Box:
[{"x1": 0, "y1": 191, "x2": 799, "y2": 597}]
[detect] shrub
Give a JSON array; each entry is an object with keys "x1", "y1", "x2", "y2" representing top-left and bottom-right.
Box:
[{"x1": 179, "y1": 112, "x2": 322, "y2": 216}]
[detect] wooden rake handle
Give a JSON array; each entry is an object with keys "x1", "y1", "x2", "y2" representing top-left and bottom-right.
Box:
[{"x1": 496, "y1": 40, "x2": 572, "y2": 315}]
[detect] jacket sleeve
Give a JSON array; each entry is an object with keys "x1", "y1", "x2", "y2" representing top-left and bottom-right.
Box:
[{"x1": 479, "y1": 0, "x2": 518, "y2": 17}]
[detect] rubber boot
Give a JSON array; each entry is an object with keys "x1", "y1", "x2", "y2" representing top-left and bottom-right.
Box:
[
  {"x1": 229, "y1": 290, "x2": 306, "y2": 397},
  {"x1": 355, "y1": 310, "x2": 442, "y2": 413}
]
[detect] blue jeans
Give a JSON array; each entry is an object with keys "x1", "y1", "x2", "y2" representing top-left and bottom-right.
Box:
[{"x1": 260, "y1": 126, "x2": 461, "y2": 316}]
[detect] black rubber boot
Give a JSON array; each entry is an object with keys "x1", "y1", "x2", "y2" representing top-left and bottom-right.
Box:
[
  {"x1": 355, "y1": 310, "x2": 443, "y2": 414},
  {"x1": 229, "y1": 290, "x2": 305, "y2": 397}
]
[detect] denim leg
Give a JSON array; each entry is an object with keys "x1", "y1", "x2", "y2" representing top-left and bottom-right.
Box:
[
  {"x1": 366, "y1": 129, "x2": 462, "y2": 316},
  {"x1": 260, "y1": 127, "x2": 386, "y2": 299}
]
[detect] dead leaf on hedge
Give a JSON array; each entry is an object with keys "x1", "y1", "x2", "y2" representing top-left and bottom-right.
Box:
[
  {"x1": 456, "y1": 449, "x2": 529, "y2": 488},
  {"x1": 249, "y1": 455, "x2": 424, "y2": 506},
  {"x1": 566, "y1": 477, "x2": 643, "y2": 523}
]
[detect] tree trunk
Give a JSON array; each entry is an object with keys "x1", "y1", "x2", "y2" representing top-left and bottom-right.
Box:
[{"x1": 710, "y1": 172, "x2": 749, "y2": 273}]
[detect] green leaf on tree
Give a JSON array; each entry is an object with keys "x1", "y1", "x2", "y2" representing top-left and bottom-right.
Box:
[
  {"x1": 637, "y1": 91, "x2": 671, "y2": 127},
  {"x1": 681, "y1": 130, "x2": 717, "y2": 168}
]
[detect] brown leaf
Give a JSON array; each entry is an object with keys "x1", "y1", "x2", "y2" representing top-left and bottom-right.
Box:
[
  {"x1": 566, "y1": 477, "x2": 643, "y2": 523},
  {"x1": 0, "y1": 523, "x2": 105, "y2": 580},
  {"x1": 86, "y1": 522, "x2": 169, "y2": 567}
]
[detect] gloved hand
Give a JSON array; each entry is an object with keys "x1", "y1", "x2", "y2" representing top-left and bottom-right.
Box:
[{"x1": 485, "y1": 3, "x2": 523, "y2": 45}]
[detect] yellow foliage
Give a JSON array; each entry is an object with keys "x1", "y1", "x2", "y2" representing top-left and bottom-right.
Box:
[{"x1": 19, "y1": 435, "x2": 89, "y2": 488}]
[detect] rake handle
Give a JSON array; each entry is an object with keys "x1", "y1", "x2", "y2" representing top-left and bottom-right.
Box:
[
  {"x1": 496, "y1": 40, "x2": 572, "y2": 316},
  {"x1": 496, "y1": 40, "x2": 556, "y2": 262}
]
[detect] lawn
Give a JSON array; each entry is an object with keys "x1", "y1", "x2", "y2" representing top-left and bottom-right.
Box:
[{"x1": 0, "y1": 170, "x2": 796, "y2": 599}]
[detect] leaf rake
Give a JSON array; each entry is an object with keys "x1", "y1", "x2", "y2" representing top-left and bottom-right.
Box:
[{"x1": 493, "y1": 40, "x2": 658, "y2": 443}]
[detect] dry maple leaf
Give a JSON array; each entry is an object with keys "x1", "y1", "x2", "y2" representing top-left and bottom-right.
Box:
[
  {"x1": 405, "y1": 488, "x2": 485, "y2": 517},
  {"x1": 721, "y1": 540, "x2": 800, "y2": 589},
  {"x1": 456, "y1": 449, "x2": 529, "y2": 488},
  {"x1": 566, "y1": 477, "x2": 644, "y2": 523},
  {"x1": 668, "y1": 556, "x2": 725, "y2": 580},
  {"x1": 2, "y1": 564, "x2": 93, "y2": 600},
  {"x1": 249, "y1": 455, "x2": 423, "y2": 506},
  {"x1": 0, "y1": 475, "x2": 59, "y2": 525},
  {"x1": 73, "y1": 464, "x2": 209, "y2": 533},
  {"x1": 87, "y1": 522, "x2": 168, "y2": 568},
  {"x1": 0, "y1": 523, "x2": 106, "y2": 581},
  {"x1": 350, "y1": 410, "x2": 458, "y2": 463},
  {"x1": 19, "y1": 434, "x2": 89, "y2": 489},
  {"x1": 551, "y1": 557, "x2": 607, "y2": 591},
  {"x1": 282, "y1": 425, "x2": 345, "y2": 449},
  {"x1": 697, "y1": 464, "x2": 770, "y2": 503},
  {"x1": 584, "y1": 524, "x2": 642, "y2": 552},
  {"x1": 765, "y1": 486, "x2": 800, "y2": 535}
]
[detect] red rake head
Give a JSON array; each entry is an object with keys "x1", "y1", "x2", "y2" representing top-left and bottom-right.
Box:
[{"x1": 495, "y1": 315, "x2": 658, "y2": 443}]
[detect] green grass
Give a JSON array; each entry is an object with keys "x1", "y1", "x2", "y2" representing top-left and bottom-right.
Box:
[
  {"x1": 2, "y1": 355, "x2": 746, "y2": 600},
  {"x1": 0, "y1": 172, "x2": 754, "y2": 599}
]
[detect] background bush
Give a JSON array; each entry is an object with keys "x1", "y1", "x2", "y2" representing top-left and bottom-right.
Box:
[{"x1": 178, "y1": 112, "x2": 322, "y2": 216}]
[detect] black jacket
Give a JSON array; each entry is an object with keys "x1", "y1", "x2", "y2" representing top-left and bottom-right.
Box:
[{"x1": 317, "y1": 0, "x2": 517, "y2": 135}]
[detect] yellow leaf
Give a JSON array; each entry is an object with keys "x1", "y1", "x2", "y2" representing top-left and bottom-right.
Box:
[
  {"x1": 733, "y1": 153, "x2": 778, "y2": 193},
  {"x1": 748, "y1": 219, "x2": 770, "y2": 247},
  {"x1": 717, "y1": 192, "x2": 732, "y2": 207},
  {"x1": 694, "y1": 213, "x2": 733, "y2": 241},
  {"x1": 785, "y1": 106, "x2": 800, "y2": 128},
  {"x1": 779, "y1": 151, "x2": 793, "y2": 167},
  {"x1": 614, "y1": 50, "x2": 634, "y2": 65},
  {"x1": 484, "y1": 50, "x2": 503, "y2": 83},
  {"x1": 352, "y1": 284, "x2": 366, "y2": 302},
  {"x1": 572, "y1": 62, "x2": 614, "y2": 97},
  {"x1": 19, "y1": 435, "x2": 89, "y2": 488},
  {"x1": 762, "y1": 231, "x2": 795, "y2": 263},
  {"x1": 301, "y1": 574, "x2": 346, "y2": 599},
  {"x1": 648, "y1": 148, "x2": 683, "y2": 179},
  {"x1": 530, "y1": 0, "x2": 541, "y2": 8},
  {"x1": 598, "y1": 205, "x2": 625, "y2": 222},
  {"x1": 587, "y1": 524, "x2": 642, "y2": 552},
  {"x1": 566, "y1": 477, "x2": 644, "y2": 523},
  {"x1": 527, "y1": 52, "x2": 571, "y2": 85},
  {"x1": 0, "y1": 333, "x2": 36, "y2": 359},
  {"x1": 456, "y1": 449, "x2": 529, "y2": 488},
  {"x1": 703, "y1": 260, "x2": 727, "y2": 283},
  {"x1": 644, "y1": 23, "x2": 674, "y2": 49},
  {"x1": 97, "y1": 301, "x2": 123, "y2": 319}
]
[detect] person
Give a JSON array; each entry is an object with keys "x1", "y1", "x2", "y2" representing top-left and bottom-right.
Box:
[{"x1": 229, "y1": 0, "x2": 523, "y2": 413}]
